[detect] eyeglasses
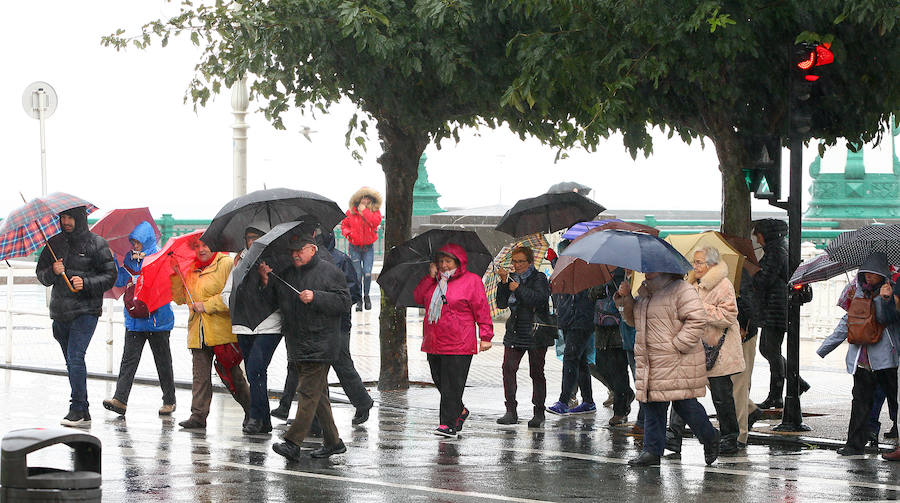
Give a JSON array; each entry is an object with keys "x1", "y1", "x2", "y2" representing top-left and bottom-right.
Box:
[
  {"x1": 511, "y1": 259, "x2": 529, "y2": 264},
  {"x1": 692, "y1": 260, "x2": 708, "y2": 267}
]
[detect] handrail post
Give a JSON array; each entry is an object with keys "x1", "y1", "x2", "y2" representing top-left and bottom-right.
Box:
[
  {"x1": 105, "y1": 298, "x2": 115, "y2": 374},
  {"x1": 6, "y1": 265, "x2": 13, "y2": 364}
]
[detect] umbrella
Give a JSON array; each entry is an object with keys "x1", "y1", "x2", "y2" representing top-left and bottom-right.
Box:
[
  {"x1": 482, "y1": 233, "x2": 550, "y2": 316},
  {"x1": 825, "y1": 224, "x2": 900, "y2": 267},
  {"x1": 549, "y1": 255, "x2": 614, "y2": 294},
  {"x1": 790, "y1": 253, "x2": 857, "y2": 285},
  {"x1": 495, "y1": 192, "x2": 605, "y2": 238},
  {"x1": 136, "y1": 230, "x2": 205, "y2": 313},
  {"x1": 89, "y1": 208, "x2": 160, "y2": 300},
  {"x1": 0, "y1": 192, "x2": 98, "y2": 262},
  {"x1": 561, "y1": 219, "x2": 659, "y2": 240},
  {"x1": 547, "y1": 181, "x2": 592, "y2": 195},
  {"x1": 721, "y1": 233, "x2": 761, "y2": 273},
  {"x1": 561, "y1": 229, "x2": 692, "y2": 275},
  {"x1": 201, "y1": 188, "x2": 344, "y2": 253},
  {"x1": 378, "y1": 229, "x2": 492, "y2": 307},
  {"x1": 665, "y1": 231, "x2": 747, "y2": 293}
]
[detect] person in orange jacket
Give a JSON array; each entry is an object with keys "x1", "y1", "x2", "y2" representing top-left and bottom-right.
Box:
[{"x1": 340, "y1": 187, "x2": 382, "y2": 311}]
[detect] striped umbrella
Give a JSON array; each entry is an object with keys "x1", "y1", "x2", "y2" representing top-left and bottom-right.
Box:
[
  {"x1": 789, "y1": 253, "x2": 857, "y2": 285},
  {"x1": 825, "y1": 224, "x2": 900, "y2": 267},
  {"x1": 0, "y1": 192, "x2": 98, "y2": 261}
]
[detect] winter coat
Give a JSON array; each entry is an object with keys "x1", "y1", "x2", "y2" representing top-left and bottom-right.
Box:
[
  {"x1": 618, "y1": 277, "x2": 708, "y2": 403},
  {"x1": 270, "y1": 253, "x2": 352, "y2": 363},
  {"x1": 594, "y1": 282, "x2": 624, "y2": 350},
  {"x1": 170, "y1": 254, "x2": 237, "y2": 348},
  {"x1": 413, "y1": 243, "x2": 494, "y2": 355},
  {"x1": 319, "y1": 230, "x2": 361, "y2": 334},
  {"x1": 341, "y1": 187, "x2": 382, "y2": 247},
  {"x1": 817, "y1": 253, "x2": 900, "y2": 374},
  {"x1": 495, "y1": 267, "x2": 551, "y2": 349},
  {"x1": 221, "y1": 250, "x2": 282, "y2": 336},
  {"x1": 737, "y1": 265, "x2": 758, "y2": 340},
  {"x1": 35, "y1": 207, "x2": 117, "y2": 322},
  {"x1": 687, "y1": 262, "x2": 745, "y2": 378},
  {"x1": 553, "y1": 288, "x2": 597, "y2": 332},
  {"x1": 753, "y1": 222, "x2": 789, "y2": 331},
  {"x1": 114, "y1": 221, "x2": 174, "y2": 332}
]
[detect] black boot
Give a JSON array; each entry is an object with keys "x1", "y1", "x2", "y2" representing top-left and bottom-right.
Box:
[
  {"x1": 719, "y1": 434, "x2": 739, "y2": 455},
  {"x1": 497, "y1": 403, "x2": 518, "y2": 425},
  {"x1": 704, "y1": 429, "x2": 721, "y2": 466},
  {"x1": 747, "y1": 408, "x2": 764, "y2": 430},
  {"x1": 527, "y1": 406, "x2": 545, "y2": 428},
  {"x1": 364, "y1": 296, "x2": 372, "y2": 310},
  {"x1": 758, "y1": 374, "x2": 785, "y2": 409}
]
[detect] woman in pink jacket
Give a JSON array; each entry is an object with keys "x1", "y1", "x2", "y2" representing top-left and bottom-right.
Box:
[{"x1": 413, "y1": 243, "x2": 494, "y2": 438}]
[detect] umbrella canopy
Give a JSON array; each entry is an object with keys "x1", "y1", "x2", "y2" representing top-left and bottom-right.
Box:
[
  {"x1": 562, "y1": 219, "x2": 660, "y2": 240},
  {"x1": 549, "y1": 255, "x2": 614, "y2": 294},
  {"x1": 378, "y1": 229, "x2": 492, "y2": 307},
  {"x1": 495, "y1": 191, "x2": 605, "y2": 238},
  {"x1": 562, "y1": 229, "x2": 692, "y2": 275},
  {"x1": 790, "y1": 253, "x2": 857, "y2": 285},
  {"x1": 665, "y1": 231, "x2": 747, "y2": 293},
  {"x1": 89, "y1": 208, "x2": 160, "y2": 300},
  {"x1": 825, "y1": 224, "x2": 900, "y2": 267},
  {"x1": 0, "y1": 192, "x2": 98, "y2": 261},
  {"x1": 483, "y1": 233, "x2": 550, "y2": 317},
  {"x1": 201, "y1": 188, "x2": 344, "y2": 253},
  {"x1": 547, "y1": 181, "x2": 592, "y2": 195},
  {"x1": 137, "y1": 230, "x2": 205, "y2": 313}
]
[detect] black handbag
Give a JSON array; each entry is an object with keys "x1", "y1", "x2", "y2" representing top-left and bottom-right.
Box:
[
  {"x1": 531, "y1": 309, "x2": 559, "y2": 347},
  {"x1": 702, "y1": 327, "x2": 728, "y2": 371}
]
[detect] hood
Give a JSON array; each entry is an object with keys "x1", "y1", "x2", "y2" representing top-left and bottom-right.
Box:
[
  {"x1": 348, "y1": 187, "x2": 383, "y2": 211},
  {"x1": 317, "y1": 230, "x2": 337, "y2": 252},
  {"x1": 59, "y1": 206, "x2": 89, "y2": 236},
  {"x1": 129, "y1": 221, "x2": 159, "y2": 255},
  {"x1": 436, "y1": 243, "x2": 468, "y2": 275},
  {"x1": 857, "y1": 252, "x2": 891, "y2": 287},
  {"x1": 244, "y1": 217, "x2": 271, "y2": 239},
  {"x1": 687, "y1": 261, "x2": 729, "y2": 290},
  {"x1": 753, "y1": 218, "x2": 788, "y2": 242}
]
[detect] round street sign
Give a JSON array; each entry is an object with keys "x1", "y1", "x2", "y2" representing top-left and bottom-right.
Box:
[{"x1": 22, "y1": 81, "x2": 58, "y2": 119}]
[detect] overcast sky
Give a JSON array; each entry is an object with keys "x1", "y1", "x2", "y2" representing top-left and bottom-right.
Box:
[{"x1": 2, "y1": 1, "x2": 894, "y2": 222}]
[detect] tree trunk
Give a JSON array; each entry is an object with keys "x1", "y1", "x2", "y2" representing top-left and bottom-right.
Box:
[
  {"x1": 375, "y1": 119, "x2": 428, "y2": 391},
  {"x1": 713, "y1": 129, "x2": 753, "y2": 238}
]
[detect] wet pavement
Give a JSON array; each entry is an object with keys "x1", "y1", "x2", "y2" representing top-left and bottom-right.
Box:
[{"x1": 4, "y1": 370, "x2": 900, "y2": 502}]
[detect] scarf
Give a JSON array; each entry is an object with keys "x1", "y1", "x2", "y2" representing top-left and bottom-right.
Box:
[
  {"x1": 194, "y1": 252, "x2": 218, "y2": 271},
  {"x1": 427, "y1": 269, "x2": 455, "y2": 324},
  {"x1": 508, "y1": 266, "x2": 535, "y2": 306}
]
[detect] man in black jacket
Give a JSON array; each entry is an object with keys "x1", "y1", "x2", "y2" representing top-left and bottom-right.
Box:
[
  {"x1": 35, "y1": 206, "x2": 117, "y2": 426},
  {"x1": 263, "y1": 234, "x2": 352, "y2": 460}
]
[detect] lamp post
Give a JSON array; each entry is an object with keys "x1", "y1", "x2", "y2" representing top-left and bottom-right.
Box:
[
  {"x1": 231, "y1": 78, "x2": 249, "y2": 198},
  {"x1": 21, "y1": 82, "x2": 58, "y2": 196}
]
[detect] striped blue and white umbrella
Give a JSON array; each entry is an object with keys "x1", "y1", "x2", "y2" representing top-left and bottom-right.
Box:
[{"x1": 825, "y1": 224, "x2": 900, "y2": 267}]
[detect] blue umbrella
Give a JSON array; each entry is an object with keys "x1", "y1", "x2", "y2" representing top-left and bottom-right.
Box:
[
  {"x1": 561, "y1": 219, "x2": 622, "y2": 240},
  {"x1": 561, "y1": 229, "x2": 692, "y2": 274}
]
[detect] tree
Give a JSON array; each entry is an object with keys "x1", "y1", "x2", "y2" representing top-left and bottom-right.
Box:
[
  {"x1": 103, "y1": 0, "x2": 536, "y2": 390},
  {"x1": 502, "y1": 1, "x2": 900, "y2": 237}
]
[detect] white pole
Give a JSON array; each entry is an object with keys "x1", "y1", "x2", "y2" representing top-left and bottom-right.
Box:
[
  {"x1": 34, "y1": 90, "x2": 49, "y2": 196},
  {"x1": 105, "y1": 298, "x2": 114, "y2": 374},
  {"x1": 231, "y1": 78, "x2": 249, "y2": 198},
  {"x1": 6, "y1": 265, "x2": 13, "y2": 364}
]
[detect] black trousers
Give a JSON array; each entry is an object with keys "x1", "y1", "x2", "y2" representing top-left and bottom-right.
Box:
[
  {"x1": 847, "y1": 367, "x2": 899, "y2": 450},
  {"x1": 590, "y1": 348, "x2": 633, "y2": 416},
  {"x1": 113, "y1": 330, "x2": 175, "y2": 406},
  {"x1": 668, "y1": 375, "x2": 739, "y2": 449},
  {"x1": 427, "y1": 353, "x2": 473, "y2": 427}
]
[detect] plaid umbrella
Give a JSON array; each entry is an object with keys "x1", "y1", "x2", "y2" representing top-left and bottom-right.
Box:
[
  {"x1": 790, "y1": 253, "x2": 857, "y2": 285},
  {"x1": 0, "y1": 192, "x2": 98, "y2": 261},
  {"x1": 825, "y1": 224, "x2": 900, "y2": 267},
  {"x1": 483, "y1": 233, "x2": 549, "y2": 317}
]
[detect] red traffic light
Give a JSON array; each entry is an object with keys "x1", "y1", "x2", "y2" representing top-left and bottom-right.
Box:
[{"x1": 797, "y1": 43, "x2": 834, "y2": 71}]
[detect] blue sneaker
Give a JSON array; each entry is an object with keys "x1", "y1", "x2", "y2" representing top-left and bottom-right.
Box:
[
  {"x1": 547, "y1": 401, "x2": 570, "y2": 415},
  {"x1": 568, "y1": 402, "x2": 597, "y2": 414}
]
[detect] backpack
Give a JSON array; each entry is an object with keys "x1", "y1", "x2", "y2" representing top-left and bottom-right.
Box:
[
  {"x1": 122, "y1": 264, "x2": 150, "y2": 319},
  {"x1": 847, "y1": 296, "x2": 883, "y2": 345},
  {"x1": 594, "y1": 285, "x2": 620, "y2": 327}
]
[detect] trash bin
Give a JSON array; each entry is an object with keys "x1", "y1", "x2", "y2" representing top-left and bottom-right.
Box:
[{"x1": 1, "y1": 428, "x2": 101, "y2": 502}]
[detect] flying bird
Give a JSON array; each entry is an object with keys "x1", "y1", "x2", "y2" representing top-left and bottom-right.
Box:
[{"x1": 300, "y1": 125, "x2": 318, "y2": 142}]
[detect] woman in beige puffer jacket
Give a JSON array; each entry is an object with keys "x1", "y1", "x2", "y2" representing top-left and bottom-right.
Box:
[{"x1": 616, "y1": 272, "x2": 720, "y2": 466}]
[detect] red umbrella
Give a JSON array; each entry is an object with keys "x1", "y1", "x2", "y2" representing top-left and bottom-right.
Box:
[
  {"x1": 90, "y1": 208, "x2": 160, "y2": 299},
  {"x1": 136, "y1": 230, "x2": 204, "y2": 313}
]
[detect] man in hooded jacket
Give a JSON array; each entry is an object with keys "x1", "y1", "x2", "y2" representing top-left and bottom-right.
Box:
[{"x1": 36, "y1": 206, "x2": 117, "y2": 426}]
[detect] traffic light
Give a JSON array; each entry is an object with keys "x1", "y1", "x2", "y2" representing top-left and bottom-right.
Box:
[
  {"x1": 790, "y1": 43, "x2": 834, "y2": 140},
  {"x1": 744, "y1": 135, "x2": 782, "y2": 200},
  {"x1": 789, "y1": 283, "x2": 813, "y2": 305}
]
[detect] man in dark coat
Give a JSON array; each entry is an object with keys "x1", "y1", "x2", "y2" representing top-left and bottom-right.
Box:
[
  {"x1": 35, "y1": 206, "x2": 117, "y2": 426},
  {"x1": 752, "y1": 219, "x2": 809, "y2": 409},
  {"x1": 263, "y1": 234, "x2": 352, "y2": 460}
]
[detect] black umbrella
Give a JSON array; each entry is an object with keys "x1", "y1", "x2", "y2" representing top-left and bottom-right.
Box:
[
  {"x1": 547, "y1": 181, "x2": 592, "y2": 195},
  {"x1": 377, "y1": 229, "x2": 492, "y2": 307},
  {"x1": 495, "y1": 191, "x2": 605, "y2": 238},
  {"x1": 789, "y1": 253, "x2": 856, "y2": 285},
  {"x1": 229, "y1": 221, "x2": 312, "y2": 330},
  {"x1": 825, "y1": 224, "x2": 900, "y2": 267},
  {"x1": 201, "y1": 188, "x2": 344, "y2": 253}
]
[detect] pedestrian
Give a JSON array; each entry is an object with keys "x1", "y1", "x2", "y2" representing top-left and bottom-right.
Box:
[
  {"x1": 615, "y1": 272, "x2": 720, "y2": 467},
  {"x1": 413, "y1": 243, "x2": 494, "y2": 439},
  {"x1": 816, "y1": 252, "x2": 899, "y2": 456},
  {"x1": 36, "y1": 206, "x2": 117, "y2": 426},
  {"x1": 170, "y1": 239, "x2": 251, "y2": 430},
  {"x1": 340, "y1": 187, "x2": 382, "y2": 311},
  {"x1": 752, "y1": 219, "x2": 809, "y2": 409},
  {"x1": 495, "y1": 245, "x2": 551, "y2": 427},
  {"x1": 734, "y1": 265, "x2": 763, "y2": 448},
  {"x1": 590, "y1": 269, "x2": 634, "y2": 426},
  {"x1": 666, "y1": 247, "x2": 744, "y2": 455},
  {"x1": 102, "y1": 221, "x2": 176, "y2": 418},
  {"x1": 265, "y1": 234, "x2": 352, "y2": 460},
  {"x1": 220, "y1": 225, "x2": 283, "y2": 435},
  {"x1": 619, "y1": 270, "x2": 644, "y2": 434}
]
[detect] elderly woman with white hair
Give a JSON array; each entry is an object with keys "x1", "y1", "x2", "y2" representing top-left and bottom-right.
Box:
[{"x1": 666, "y1": 246, "x2": 746, "y2": 455}]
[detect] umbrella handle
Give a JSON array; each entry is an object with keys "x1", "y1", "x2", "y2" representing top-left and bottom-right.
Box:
[
  {"x1": 170, "y1": 254, "x2": 196, "y2": 305},
  {"x1": 270, "y1": 271, "x2": 303, "y2": 297},
  {"x1": 36, "y1": 226, "x2": 78, "y2": 294}
]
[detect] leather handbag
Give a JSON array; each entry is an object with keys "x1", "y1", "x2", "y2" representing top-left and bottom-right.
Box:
[{"x1": 702, "y1": 328, "x2": 728, "y2": 371}]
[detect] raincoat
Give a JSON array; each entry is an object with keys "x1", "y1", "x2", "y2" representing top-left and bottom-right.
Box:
[
  {"x1": 170, "y1": 253, "x2": 237, "y2": 348},
  {"x1": 114, "y1": 221, "x2": 174, "y2": 332}
]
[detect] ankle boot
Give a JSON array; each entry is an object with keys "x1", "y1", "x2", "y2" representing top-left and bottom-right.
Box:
[
  {"x1": 528, "y1": 407, "x2": 545, "y2": 428},
  {"x1": 497, "y1": 403, "x2": 518, "y2": 424}
]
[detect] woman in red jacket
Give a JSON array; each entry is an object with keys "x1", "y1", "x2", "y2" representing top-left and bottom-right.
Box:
[
  {"x1": 340, "y1": 187, "x2": 382, "y2": 311},
  {"x1": 413, "y1": 243, "x2": 494, "y2": 438}
]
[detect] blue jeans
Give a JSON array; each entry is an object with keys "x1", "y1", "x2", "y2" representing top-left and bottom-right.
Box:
[
  {"x1": 52, "y1": 315, "x2": 99, "y2": 411},
  {"x1": 868, "y1": 381, "x2": 898, "y2": 435},
  {"x1": 237, "y1": 334, "x2": 283, "y2": 422},
  {"x1": 643, "y1": 399, "x2": 717, "y2": 456},
  {"x1": 559, "y1": 328, "x2": 593, "y2": 404},
  {"x1": 349, "y1": 244, "x2": 374, "y2": 297}
]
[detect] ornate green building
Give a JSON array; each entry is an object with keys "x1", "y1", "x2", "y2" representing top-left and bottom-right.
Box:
[{"x1": 412, "y1": 153, "x2": 446, "y2": 216}]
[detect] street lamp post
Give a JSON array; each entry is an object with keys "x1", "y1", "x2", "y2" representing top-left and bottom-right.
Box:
[
  {"x1": 231, "y1": 78, "x2": 249, "y2": 198},
  {"x1": 21, "y1": 82, "x2": 58, "y2": 196}
]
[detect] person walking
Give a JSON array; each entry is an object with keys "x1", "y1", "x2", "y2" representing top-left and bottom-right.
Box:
[
  {"x1": 753, "y1": 219, "x2": 809, "y2": 409},
  {"x1": 616, "y1": 272, "x2": 720, "y2": 467},
  {"x1": 220, "y1": 225, "x2": 282, "y2": 435},
  {"x1": 495, "y1": 246, "x2": 551, "y2": 427},
  {"x1": 170, "y1": 239, "x2": 251, "y2": 430},
  {"x1": 102, "y1": 221, "x2": 176, "y2": 417},
  {"x1": 666, "y1": 247, "x2": 744, "y2": 455},
  {"x1": 734, "y1": 265, "x2": 763, "y2": 448},
  {"x1": 591, "y1": 270, "x2": 634, "y2": 426},
  {"x1": 36, "y1": 206, "x2": 117, "y2": 426},
  {"x1": 817, "y1": 252, "x2": 899, "y2": 456},
  {"x1": 265, "y1": 234, "x2": 352, "y2": 460},
  {"x1": 340, "y1": 187, "x2": 382, "y2": 311},
  {"x1": 413, "y1": 243, "x2": 494, "y2": 439}
]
